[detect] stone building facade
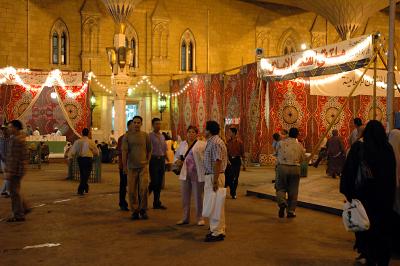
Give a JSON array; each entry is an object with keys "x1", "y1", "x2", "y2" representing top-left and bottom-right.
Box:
[{"x1": 1, "y1": 0, "x2": 399, "y2": 140}]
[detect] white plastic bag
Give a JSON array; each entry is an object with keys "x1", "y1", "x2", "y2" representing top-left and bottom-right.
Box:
[
  {"x1": 202, "y1": 188, "x2": 226, "y2": 219},
  {"x1": 342, "y1": 199, "x2": 370, "y2": 232}
]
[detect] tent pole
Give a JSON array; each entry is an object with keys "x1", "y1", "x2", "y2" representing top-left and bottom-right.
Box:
[
  {"x1": 378, "y1": 51, "x2": 400, "y2": 93},
  {"x1": 373, "y1": 52, "x2": 377, "y2": 120},
  {"x1": 387, "y1": 0, "x2": 396, "y2": 130},
  {"x1": 308, "y1": 51, "x2": 379, "y2": 163}
]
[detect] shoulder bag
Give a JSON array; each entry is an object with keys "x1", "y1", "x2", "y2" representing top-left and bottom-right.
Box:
[{"x1": 172, "y1": 140, "x2": 197, "y2": 176}]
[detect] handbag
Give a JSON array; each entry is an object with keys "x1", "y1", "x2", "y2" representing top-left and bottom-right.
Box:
[
  {"x1": 172, "y1": 140, "x2": 197, "y2": 175},
  {"x1": 202, "y1": 187, "x2": 227, "y2": 219},
  {"x1": 342, "y1": 199, "x2": 370, "y2": 232},
  {"x1": 355, "y1": 143, "x2": 374, "y2": 191}
]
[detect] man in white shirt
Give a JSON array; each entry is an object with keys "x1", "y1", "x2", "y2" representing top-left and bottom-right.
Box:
[
  {"x1": 69, "y1": 128, "x2": 99, "y2": 195},
  {"x1": 33, "y1": 127, "x2": 40, "y2": 136},
  {"x1": 275, "y1": 127, "x2": 305, "y2": 219},
  {"x1": 349, "y1": 118, "x2": 363, "y2": 146}
]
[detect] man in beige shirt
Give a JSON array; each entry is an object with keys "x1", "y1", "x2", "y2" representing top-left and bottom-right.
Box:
[
  {"x1": 69, "y1": 128, "x2": 99, "y2": 195},
  {"x1": 122, "y1": 116, "x2": 152, "y2": 220},
  {"x1": 275, "y1": 127, "x2": 305, "y2": 218}
]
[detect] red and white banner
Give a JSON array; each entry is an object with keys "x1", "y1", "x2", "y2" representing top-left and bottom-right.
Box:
[{"x1": 259, "y1": 35, "x2": 373, "y2": 81}]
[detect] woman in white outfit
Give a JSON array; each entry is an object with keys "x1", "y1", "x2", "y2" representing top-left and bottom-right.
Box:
[{"x1": 174, "y1": 126, "x2": 206, "y2": 226}]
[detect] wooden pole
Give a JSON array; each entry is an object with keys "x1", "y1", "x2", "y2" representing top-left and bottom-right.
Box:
[
  {"x1": 387, "y1": 0, "x2": 396, "y2": 130},
  {"x1": 308, "y1": 51, "x2": 379, "y2": 162},
  {"x1": 373, "y1": 54, "x2": 377, "y2": 120},
  {"x1": 377, "y1": 51, "x2": 400, "y2": 93}
]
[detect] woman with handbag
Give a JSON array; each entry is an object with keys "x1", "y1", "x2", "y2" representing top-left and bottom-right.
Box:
[
  {"x1": 173, "y1": 126, "x2": 206, "y2": 226},
  {"x1": 341, "y1": 120, "x2": 396, "y2": 266}
]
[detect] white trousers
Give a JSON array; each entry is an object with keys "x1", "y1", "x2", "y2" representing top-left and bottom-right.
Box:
[{"x1": 204, "y1": 174, "x2": 226, "y2": 236}]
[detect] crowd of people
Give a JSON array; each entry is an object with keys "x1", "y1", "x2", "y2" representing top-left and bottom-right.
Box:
[{"x1": 1, "y1": 116, "x2": 399, "y2": 257}]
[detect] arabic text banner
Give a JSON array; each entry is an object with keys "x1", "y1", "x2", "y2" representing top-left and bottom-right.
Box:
[
  {"x1": 259, "y1": 35, "x2": 373, "y2": 81},
  {"x1": 309, "y1": 69, "x2": 400, "y2": 97}
]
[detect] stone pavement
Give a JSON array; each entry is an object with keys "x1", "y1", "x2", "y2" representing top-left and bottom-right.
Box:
[
  {"x1": 0, "y1": 163, "x2": 399, "y2": 266},
  {"x1": 246, "y1": 166, "x2": 344, "y2": 215}
]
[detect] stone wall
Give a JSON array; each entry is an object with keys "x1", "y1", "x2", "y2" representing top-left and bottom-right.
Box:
[{"x1": 1, "y1": 0, "x2": 400, "y2": 133}]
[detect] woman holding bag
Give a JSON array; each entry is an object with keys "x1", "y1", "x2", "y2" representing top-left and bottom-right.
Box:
[
  {"x1": 174, "y1": 126, "x2": 206, "y2": 226},
  {"x1": 341, "y1": 120, "x2": 396, "y2": 266}
]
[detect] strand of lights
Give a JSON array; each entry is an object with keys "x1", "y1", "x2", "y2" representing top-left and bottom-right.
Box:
[
  {"x1": 90, "y1": 73, "x2": 113, "y2": 95},
  {"x1": 0, "y1": 67, "x2": 88, "y2": 98},
  {"x1": 140, "y1": 76, "x2": 194, "y2": 98}
]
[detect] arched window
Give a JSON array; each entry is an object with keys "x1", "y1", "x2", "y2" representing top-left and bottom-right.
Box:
[
  {"x1": 125, "y1": 23, "x2": 139, "y2": 70},
  {"x1": 180, "y1": 29, "x2": 196, "y2": 72},
  {"x1": 50, "y1": 19, "x2": 69, "y2": 66},
  {"x1": 278, "y1": 28, "x2": 300, "y2": 56},
  {"x1": 52, "y1": 33, "x2": 59, "y2": 64},
  {"x1": 61, "y1": 32, "x2": 67, "y2": 64},
  {"x1": 130, "y1": 38, "x2": 136, "y2": 68},
  {"x1": 181, "y1": 42, "x2": 187, "y2": 71}
]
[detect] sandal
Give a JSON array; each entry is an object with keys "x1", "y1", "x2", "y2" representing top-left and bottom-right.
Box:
[{"x1": 6, "y1": 217, "x2": 25, "y2": 223}]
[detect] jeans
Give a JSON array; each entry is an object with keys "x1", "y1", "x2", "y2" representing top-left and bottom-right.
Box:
[
  {"x1": 224, "y1": 157, "x2": 241, "y2": 197},
  {"x1": 149, "y1": 156, "x2": 166, "y2": 207},
  {"x1": 77, "y1": 157, "x2": 92, "y2": 194},
  {"x1": 119, "y1": 169, "x2": 128, "y2": 208},
  {"x1": 275, "y1": 164, "x2": 300, "y2": 213}
]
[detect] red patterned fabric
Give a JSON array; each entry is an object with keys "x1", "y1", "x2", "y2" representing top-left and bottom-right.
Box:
[
  {"x1": 0, "y1": 84, "x2": 90, "y2": 141},
  {"x1": 5, "y1": 85, "x2": 41, "y2": 120},
  {"x1": 313, "y1": 96, "x2": 353, "y2": 149},
  {"x1": 358, "y1": 95, "x2": 387, "y2": 127}
]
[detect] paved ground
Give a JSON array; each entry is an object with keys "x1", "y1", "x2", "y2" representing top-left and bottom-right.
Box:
[{"x1": 0, "y1": 163, "x2": 399, "y2": 266}]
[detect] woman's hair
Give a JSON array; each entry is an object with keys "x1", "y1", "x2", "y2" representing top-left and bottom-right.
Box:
[
  {"x1": 187, "y1": 125, "x2": 199, "y2": 134},
  {"x1": 362, "y1": 120, "x2": 390, "y2": 165}
]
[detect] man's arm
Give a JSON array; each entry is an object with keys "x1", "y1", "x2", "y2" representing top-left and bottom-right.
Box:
[
  {"x1": 146, "y1": 134, "x2": 152, "y2": 161},
  {"x1": 213, "y1": 159, "x2": 222, "y2": 192},
  {"x1": 122, "y1": 136, "x2": 128, "y2": 173}
]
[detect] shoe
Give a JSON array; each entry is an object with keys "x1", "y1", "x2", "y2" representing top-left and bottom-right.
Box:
[
  {"x1": 120, "y1": 206, "x2": 129, "y2": 211},
  {"x1": 231, "y1": 195, "x2": 237, "y2": 199},
  {"x1": 278, "y1": 207, "x2": 285, "y2": 218},
  {"x1": 205, "y1": 234, "x2": 225, "y2": 242},
  {"x1": 84, "y1": 184, "x2": 89, "y2": 193},
  {"x1": 197, "y1": 220, "x2": 205, "y2": 226},
  {"x1": 6, "y1": 217, "x2": 25, "y2": 222},
  {"x1": 153, "y1": 204, "x2": 167, "y2": 210},
  {"x1": 271, "y1": 180, "x2": 276, "y2": 184},
  {"x1": 139, "y1": 210, "x2": 148, "y2": 220},
  {"x1": 77, "y1": 191, "x2": 84, "y2": 196},
  {"x1": 131, "y1": 212, "x2": 140, "y2": 220},
  {"x1": 287, "y1": 212, "x2": 296, "y2": 218},
  {"x1": 176, "y1": 220, "x2": 189, "y2": 225}
]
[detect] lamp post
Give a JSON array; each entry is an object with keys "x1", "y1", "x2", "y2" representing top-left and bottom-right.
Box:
[
  {"x1": 158, "y1": 95, "x2": 167, "y2": 120},
  {"x1": 90, "y1": 95, "x2": 97, "y2": 127}
]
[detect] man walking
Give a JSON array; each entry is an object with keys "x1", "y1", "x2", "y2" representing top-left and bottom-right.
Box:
[
  {"x1": 204, "y1": 120, "x2": 228, "y2": 242},
  {"x1": 5, "y1": 120, "x2": 29, "y2": 222},
  {"x1": 349, "y1": 118, "x2": 363, "y2": 146},
  {"x1": 0, "y1": 124, "x2": 10, "y2": 197},
  {"x1": 122, "y1": 116, "x2": 152, "y2": 220},
  {"x1": 275, "y1": 127, "x2": 305, "y2": 218},
  {"x1": 149, "y1": 118, "x2": 168, "y2": 210},
  {"x1": 69, "y1": 128, "x2": 99, "y2": 195},
  {"x1": 224, "y1": 127, "x2": 245, "y2": 199},
  {"x1": 117, "y1": 121, "x2": 131, "y2": 211}
]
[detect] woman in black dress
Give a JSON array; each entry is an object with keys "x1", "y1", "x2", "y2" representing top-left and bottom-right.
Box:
[{"x1": 340, "y1": 120, "x2": 397, "y2": 266}]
